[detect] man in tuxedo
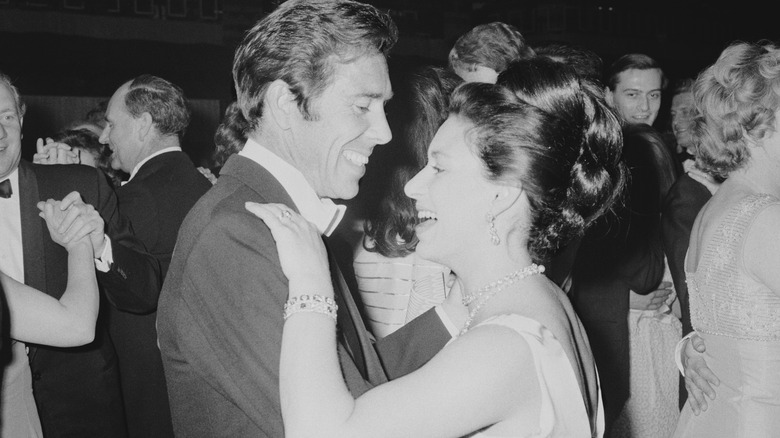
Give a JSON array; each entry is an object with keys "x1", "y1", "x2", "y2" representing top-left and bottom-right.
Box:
[
  {"x1": 97, "y1": 74, "x2": 212, "y2": 437},
  {"x1": 0, "y1": 72, "x2": 161, "y2": 437},
  {"x1": 156, "y1": 1, "x2": 461, "y2": 436}
]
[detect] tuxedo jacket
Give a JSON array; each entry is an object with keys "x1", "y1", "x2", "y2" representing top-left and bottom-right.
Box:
[
  {"x1": 110, "y1": 151, "x2": 211, "y2": 437},
  {"x1": 569, "y1": 124, "x2": 676, "y2": 432},
  {"x1": 17, "y1": 159, "x2": 161, "y2": 437},
  {"x1": 157, "y1": 155, "x2": 451, "y2": 437}
]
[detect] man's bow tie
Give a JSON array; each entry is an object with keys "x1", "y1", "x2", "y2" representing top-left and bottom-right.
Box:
[{"x1": 0, "y1": 179, "x2": 12, "y2": 198}]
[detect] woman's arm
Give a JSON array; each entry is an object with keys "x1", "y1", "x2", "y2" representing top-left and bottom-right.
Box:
[
  {"x1": 2, "y1": 240, "x2": 98, "y2": 346},
  {"x1": 0, "y1": 199, "x2": 99, "y2": 347},
  {"x1": 248, "y1": 202, "x2": 534, "y2": 438}
]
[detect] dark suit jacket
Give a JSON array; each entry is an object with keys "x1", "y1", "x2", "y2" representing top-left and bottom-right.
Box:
[
  {"x1": 18, "y1": 159, "x2": 161, "y2": 437},
  {"x1": 157, "y1": 155, "x2": 451, "y2": 437},
  {"x1": 110, "y1": 151, "x2": 211, "y2": 437},
  {"x1": 569, "y1": 124, "x2": 676, "y2": 432},
  {"x1": 660, "y1": 172, "x2": 711, "y2": 407}
]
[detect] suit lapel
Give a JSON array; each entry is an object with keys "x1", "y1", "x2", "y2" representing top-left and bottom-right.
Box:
[
  {"x1": 18, "y1": 163, "x2": 46, "y2": 362},
  {"x1": 325, "y1": 238, "x2": 388, "y2": 387},
  {"x1": 18, "y1": 162, "x2": 46, "y2": 293},
  {"x1": 223, "y1": 155, "x2": 388, "y2": 386}
]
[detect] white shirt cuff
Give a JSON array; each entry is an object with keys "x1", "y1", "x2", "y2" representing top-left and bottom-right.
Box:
[
  {"x1": 675, "y1": 331, "x2": 696, "y2": 377},
  {"x1": 94, "y1": 235, "x2": 113, "y2": 272},
  {"x1": 434, "y1": 305, "x2": 458, "y2": 338}
]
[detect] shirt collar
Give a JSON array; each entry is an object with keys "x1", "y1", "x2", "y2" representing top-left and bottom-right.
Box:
[
  {"x1": 238, "y1": 138, "x2": 345, "y2": 236},
  {"x1": 124, "y1": 146, "x2": 182, "y2": 185}
]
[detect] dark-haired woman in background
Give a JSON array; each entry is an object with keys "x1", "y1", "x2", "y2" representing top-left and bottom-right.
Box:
[
  {"x1": 246, "y1": 57, "x2": 626, "y2": 437},
  {"x1": 354, "y1": 66, "x2": 461, "y2": 337}
]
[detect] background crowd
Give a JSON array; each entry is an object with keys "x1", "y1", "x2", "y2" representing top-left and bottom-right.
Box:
[{"x1": 1, "y1": 0, "x2": 779, "y2": 437}]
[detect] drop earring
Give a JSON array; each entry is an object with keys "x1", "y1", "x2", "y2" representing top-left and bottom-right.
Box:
[{"x1": 486, "y1": 213, "x2": 500, "y2": 245}]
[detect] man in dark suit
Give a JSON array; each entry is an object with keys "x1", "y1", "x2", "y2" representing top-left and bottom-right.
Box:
[
  {"x1": 0, "y1": 72, "x2": 161, "y2": 437},
  {"x1": 97, "y1": 74, "x2": 212, "y2": 437},
  {"x1": 156, "y1": 1, "x2": 460, "y2": 436},
  {"x1": 570, "y1": 54, "x2": 677, "y2": 434}
]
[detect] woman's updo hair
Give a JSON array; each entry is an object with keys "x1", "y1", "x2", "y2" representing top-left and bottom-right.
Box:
[
  {"x1": 692, "y1": 41, "x2": 780, "y2": 179},
  {"x1": 450, "y1": 57, "x2": 626, "y2": 263},
  {"x1": 212, "y1": 101, "x2": 250, "y2": 170}
]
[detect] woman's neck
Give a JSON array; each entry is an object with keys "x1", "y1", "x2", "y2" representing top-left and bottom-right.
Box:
[{"x1": 454, "y1": 251, "x2": 536, "y2": 295}]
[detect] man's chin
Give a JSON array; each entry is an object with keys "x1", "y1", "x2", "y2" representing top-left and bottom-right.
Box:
[{"x1": 329, "y1": 184, "x2": 360, "y2": 201}]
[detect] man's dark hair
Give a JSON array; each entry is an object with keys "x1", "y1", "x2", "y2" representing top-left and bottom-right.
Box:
[
  {"x1": 232, "y1": 0, "x2": 398, "y2": 129},
  {"x1": 125, "y1": 74, "x2": 190, "y2": 138}
]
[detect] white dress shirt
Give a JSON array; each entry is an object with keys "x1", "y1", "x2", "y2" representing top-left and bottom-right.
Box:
[
  {"x1": 0, "y1": 169, "x2": 25, "y2": 282},
  {"x1": 238, "y1": 138, "x2": 345, "y2": 236}
]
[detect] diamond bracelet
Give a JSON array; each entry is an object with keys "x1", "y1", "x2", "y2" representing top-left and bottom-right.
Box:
[{"x1": 283, "y1": 294, "x2": 338, "y2": 322}]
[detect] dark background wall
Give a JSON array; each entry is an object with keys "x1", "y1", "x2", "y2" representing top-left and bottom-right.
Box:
[{"x1": 1, "y1": 0, "x2": 777, "y2": 175}]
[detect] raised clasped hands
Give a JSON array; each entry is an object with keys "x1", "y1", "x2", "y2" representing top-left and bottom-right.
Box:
[
  {"x1": 37, "y1": 191, "x2": 105, "y2": 254},
  {"x1": 244, "y1": 202, "x2": 330, "y2": 293},
  {"x1": 33, "y1": 138, "x2": 80, "y2": 165},
  {"x1": 682, "y1": 333, "x2": 719, "y2": 415}
]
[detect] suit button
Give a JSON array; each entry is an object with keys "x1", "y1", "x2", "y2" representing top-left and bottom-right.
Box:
[{"x1": 32, "y1": 372, "x2": 41, "y2": 381}]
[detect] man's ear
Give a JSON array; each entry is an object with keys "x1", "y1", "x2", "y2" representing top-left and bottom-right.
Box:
[
  {"x1": 264, "y1": 79, "x2": 299, "y2": 130},
  {"x1": 136, "y1": 112, "x2": 154, "y2": 142}
]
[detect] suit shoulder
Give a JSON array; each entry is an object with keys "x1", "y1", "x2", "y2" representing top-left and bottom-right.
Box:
[{"x1": 31, "y1": 162, "x2": 101, "y2": 186}]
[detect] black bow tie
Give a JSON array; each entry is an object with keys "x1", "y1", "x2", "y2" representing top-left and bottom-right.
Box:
[{"x1": 0, "y1": 179, "x2": 11, "y2": 199}]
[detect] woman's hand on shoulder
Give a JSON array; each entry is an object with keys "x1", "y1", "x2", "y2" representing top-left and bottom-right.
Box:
[{"x1": 245, "y1": 202, "x2": 331, "y2": 294}]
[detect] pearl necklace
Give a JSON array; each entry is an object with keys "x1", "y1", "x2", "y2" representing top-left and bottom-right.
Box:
[{"x1": 459, "y1": 263, "x2": 545, "y2": 337}]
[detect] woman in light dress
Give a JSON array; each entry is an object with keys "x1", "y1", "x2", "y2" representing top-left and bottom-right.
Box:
[
  {"x1": 673, "y1": 41, "x2": 780, "y2": 438},
  {"x1": 246, "y1": 57, "x2": 626, "y2": 437},
  {"x1": 1, "y1": 198, "x2": 101, "y2": 437}
]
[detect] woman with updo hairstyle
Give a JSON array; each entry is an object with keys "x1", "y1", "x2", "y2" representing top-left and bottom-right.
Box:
[
  {"x1": 673, "y1": 41, "x2": 780, "y2": 437},
  {"x1": 245, "y1": 57, "x2": 624, "y2": 437},
  {"x1": 212, "y1": 101, "x2": 250, "y2": 172}
]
